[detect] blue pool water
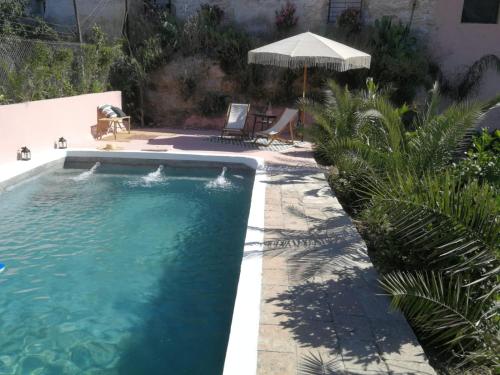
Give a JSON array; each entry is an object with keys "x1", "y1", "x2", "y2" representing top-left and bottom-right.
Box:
[{"x1": 0, "y1": 162, "x2": 254, "y2": 375}]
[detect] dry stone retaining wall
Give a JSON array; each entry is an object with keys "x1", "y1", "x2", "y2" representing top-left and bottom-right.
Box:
[
  {"x1": 363, "y1": 0, "x2": 439, "y2": 37},
  {"x1": 171, "y1": 0, "x2": 330, "y2": 34}
]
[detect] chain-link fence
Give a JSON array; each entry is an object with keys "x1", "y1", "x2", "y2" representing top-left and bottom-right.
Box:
[
  {"x1": 0, "y1": 36, "x2": 84, "y2": 86},
  {"x1": 0, "y1": 35, "x2": 118, "y2": 104}
]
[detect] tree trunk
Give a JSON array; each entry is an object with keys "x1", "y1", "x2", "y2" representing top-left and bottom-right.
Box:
[{"x1": 139, "y1": 83, "x2": 145, "y2": 128}]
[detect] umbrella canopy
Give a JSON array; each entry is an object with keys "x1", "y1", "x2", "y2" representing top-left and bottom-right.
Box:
[{"x1": 248, "y1": 31, "x2": 371, "y2": 72}]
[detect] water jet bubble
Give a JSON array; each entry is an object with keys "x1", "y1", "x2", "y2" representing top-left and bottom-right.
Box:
[
  {"x1": 72, "y1": 163, "x2": 101, "y2": 182},
  {"x1": 206, "y1": 167, "x2": 232, "y2": 189},
  {"x1": 140, "y1": 165, "x2": 166, "y2": 187}
]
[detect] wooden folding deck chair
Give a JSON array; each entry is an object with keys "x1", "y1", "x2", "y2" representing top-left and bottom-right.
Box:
[
  {"x1": 254, "y1": 108, "x2": 298, "y2": 146},
  {"x1": 220, "y1": 103, "x2": 250, "y2": 139},
  {"x1": 96, "y1": 105, "x2": 131, "y2": 140}
]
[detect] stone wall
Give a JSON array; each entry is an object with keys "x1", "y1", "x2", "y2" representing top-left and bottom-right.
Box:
[
  {"x1": 363, "y1": 0, "x2": 438, "y2": 38},
  {"x1": 40, "y1": 0, "x2": 330, "y2": 39},
  {"x1": 172, "y1": 0, "x2": 330, "y2": 34},
  {"x1": 144, "y1": 56, "x2": 235, "y2": 128},
  {"x1": 41, "y1": 0, "x2": 143, "y2": 40}
]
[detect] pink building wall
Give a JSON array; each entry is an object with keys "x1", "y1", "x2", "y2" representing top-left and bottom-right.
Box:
[
  {"x1": 432, "y1": 0, "x2": 500, "y2": 100},
  {"x1": 0, "y1": 91, "x2": 121, "y2": 164}
]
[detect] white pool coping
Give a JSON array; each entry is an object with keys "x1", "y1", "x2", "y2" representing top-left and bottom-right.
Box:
[{"x1": 0, "y1": 149, "x2": 265, "y2": 375}]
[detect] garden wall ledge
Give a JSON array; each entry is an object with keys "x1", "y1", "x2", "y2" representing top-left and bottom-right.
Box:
[{"x1": 0, "y1": 91, "x2": 121, "y2": 165}]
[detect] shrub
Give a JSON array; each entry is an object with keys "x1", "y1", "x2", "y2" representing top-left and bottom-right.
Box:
[
  {"x1": 137, "y1": 36, "x2": 165, "y2": 73},
  {"x1": 1, "y1": 42, "x2": 77, "y2": 102},
  {"x1": 77, "y1": 27, "x2": 119, "y2": 93},
  {"x1": 0, "y1": 23, "x2": 120, "y2": 104},
  {"x1": 327, "y1": 159, "x2": 371, "y2": 215},
  {"x1": 198, "y1": 92, "x2": 229, "y2": 116},
  {"x1": 216, "y1": 27, "x2": 252, "y2": 75},
  {"x1": 337, "y1": 8, "x2": 362, "y2": 34},
  {"x1": 0, "y1": 0, "x2": 28, "y2": 36},
  {"x1": 179, "y1": 4, "x2": 225, "y2": 56},
  {"x1": 452, "y1": 129, "x2": 500, "y2": 187},
  {"x1": 198, "y1": 4, "x2": 224, "y2": 29},
  {"x1": 324, "y1": 16, "x2": 432, "y2": 104},
  {"x1": 158, "y1": 12, "x2": 180, "y2": 53},
  {"x1": 369, "y1": 17, "x2": 431, "y2": 104},
  {"x1": 179, "y1": 15, "x2": 202, "y2": 56},
  {"x1": 29, "y1": 17, "x2": 60, "y2": 41},
  {"x1": 0, "y1": 0, "x2": 61, "y2": 40},
  {"x1": 275, "y1": 1, "x2": 298, "y2": 33},
  {"x1": 178, "y1": 73, "x2": 197, "y2": 101},
  {"x1": 1, "y1": 42, "x2": 53, "y2": 102},
  {"x1": 109, "y1": 55, "x2": 141, "y2": 122}
]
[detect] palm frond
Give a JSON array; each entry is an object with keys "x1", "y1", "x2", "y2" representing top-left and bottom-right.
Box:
[
  {"x1": 424, "y1": 82, "x2": 441, "y2": 124},
  {"x1": 299, "y1": 352, "x2": 342, "y2": 375},
  {"x1": 364, "y1": 96, "x2": 408, "y2": 153},
  {"x1": 456, "y1": 54, "x2": 500, "y2": 100},
  {"x1": 381, "y1": 271, "x2": 499, "y2": 366},
  {"x1": 318, "y1": 137, "x2": 403, "y2": 174},
  {"x1": 365, "y1": 171, "x2": 499, "y2": 285},
  {"x1": 408, "y1": 101, "x2": 484, "y2": 171}
]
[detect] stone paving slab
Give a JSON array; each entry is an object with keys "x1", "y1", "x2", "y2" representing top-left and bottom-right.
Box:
[{"x1": 257, "y1": 163, "x2": 436, "y2": 375}]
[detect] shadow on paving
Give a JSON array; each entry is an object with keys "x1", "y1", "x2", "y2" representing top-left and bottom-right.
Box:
[
  {"x1": 261, "y1": 166, "x2": 326, "y2": 186},
  {"x1": 256, "y1": 166, "x2": 431, "y2": 374}
]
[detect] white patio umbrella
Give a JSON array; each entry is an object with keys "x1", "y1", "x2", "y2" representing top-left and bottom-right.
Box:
[{"x1": 248, "y1": 32, "x2": 371, "y2": 122}]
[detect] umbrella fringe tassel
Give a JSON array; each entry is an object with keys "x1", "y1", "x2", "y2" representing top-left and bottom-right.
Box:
[{"x1": 247, "y1": 53, "x2": 371, "y2": 72}]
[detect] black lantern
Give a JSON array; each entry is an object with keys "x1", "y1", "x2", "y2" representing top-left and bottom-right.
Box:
[
  {"x1": 58, "y1": 137, "x2": 67, "y2": 149},
  {"x1": 20, "y1": 146, "x2": 31, "y2": 161}
]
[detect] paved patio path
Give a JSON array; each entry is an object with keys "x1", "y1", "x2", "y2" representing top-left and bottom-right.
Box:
[{"x1": 257, "y1": 163, "x2": 436, "y2": 375}]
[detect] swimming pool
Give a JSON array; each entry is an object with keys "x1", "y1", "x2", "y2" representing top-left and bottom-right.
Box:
[{"x1": 0, "y1": 157, "x2": 257, "y2": 374}]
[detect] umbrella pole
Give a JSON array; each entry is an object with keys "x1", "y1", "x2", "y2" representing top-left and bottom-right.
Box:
[
  {"x1": 302, "y1": 64, "x2": 307, "y2": 98},
  {"x1": 301, "y1": 64, "x2": 307, "y2": 124}
]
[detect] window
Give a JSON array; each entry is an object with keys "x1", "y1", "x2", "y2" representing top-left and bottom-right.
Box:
[
  {"x1": 461, "y1": 0, "x2": 499, "y2": 24},
  {"x1": 327, "y1": 0, "x2": 362, "y2": 23}
]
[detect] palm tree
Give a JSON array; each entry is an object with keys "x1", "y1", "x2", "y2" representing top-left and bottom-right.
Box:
[
  {"x1": 307, "y1": 79, "x2": 500, "y2": 369},
  {"x1": 364, "y1": 171, "x2": 499, "y2": 286},
  {"x1": 309, "y1": 81, "x2": 487, "y2": 181}
]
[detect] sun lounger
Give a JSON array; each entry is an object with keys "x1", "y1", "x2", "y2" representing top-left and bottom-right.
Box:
[
  {"x1": 254, "y1": 108, "x2": 298, "y2": 145},
  {"x1": 221, "y1": 103, "x2": 250, "y2": 139}
]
